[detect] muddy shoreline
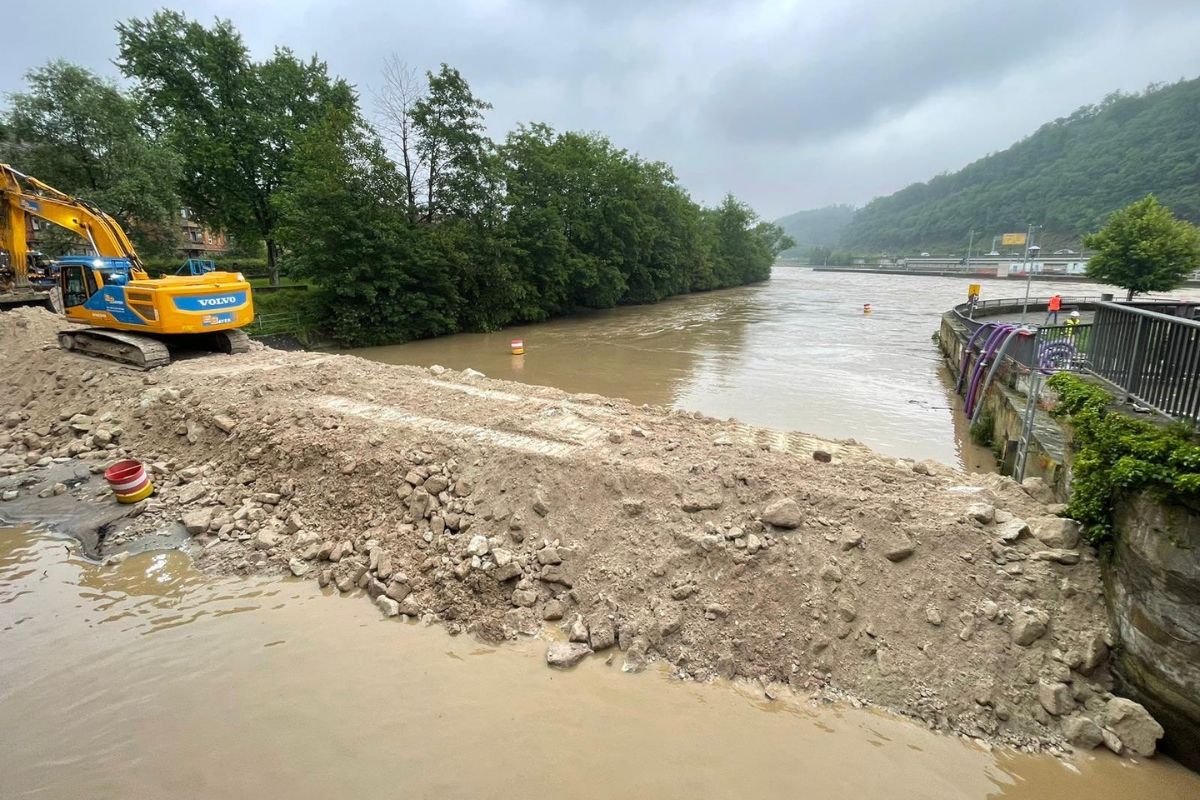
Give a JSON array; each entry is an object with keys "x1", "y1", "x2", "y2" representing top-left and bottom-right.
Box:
[{"x1": 0, "y1": 307, "x2": 1166, "y2": 759}]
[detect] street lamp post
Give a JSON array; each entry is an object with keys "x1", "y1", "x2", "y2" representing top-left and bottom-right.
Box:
[{"x1": 1018, "y1": 225, "x2": 1041, "y2": 325}]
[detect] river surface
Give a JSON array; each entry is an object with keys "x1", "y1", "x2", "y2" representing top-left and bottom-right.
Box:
[
  {"x1": 3, "y1": 526, "x2": 1199, "y2": 799},
  {"x1": 348, "y1": 268, "x2": 1163, "y2": 470}
]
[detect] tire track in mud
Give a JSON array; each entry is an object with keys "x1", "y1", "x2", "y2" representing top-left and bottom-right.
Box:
[{"x1": 319, "y1": 396, "x2": 583, "y2": 459}]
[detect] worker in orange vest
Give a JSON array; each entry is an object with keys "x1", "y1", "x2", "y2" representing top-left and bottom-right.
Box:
[{"x1": 1045, "y1": 294, "x2": 1063, "y2": 325}]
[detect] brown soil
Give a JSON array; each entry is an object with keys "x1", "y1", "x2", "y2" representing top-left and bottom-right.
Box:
[{"x1": 0, "y1": 308, "x2": 1136, "y2": 754}]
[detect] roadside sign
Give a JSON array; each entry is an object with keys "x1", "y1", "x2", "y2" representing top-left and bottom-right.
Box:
[
  {"x1": 967, "y1": 283, "x2": 981, "y2": 299},
  {"x1": 1001, "y1": 233, "x2": 1027, "y2": 246}
]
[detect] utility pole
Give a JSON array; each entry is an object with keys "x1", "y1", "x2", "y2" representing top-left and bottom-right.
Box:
[
  {"x1": 1018, "y1": 224, "x2": 1038, "y2": 325},
  {"x1": 965, "y1": 229, "x2": 975, "y2": 272}
]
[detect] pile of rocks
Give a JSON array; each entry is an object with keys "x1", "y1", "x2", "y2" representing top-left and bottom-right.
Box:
[{"x1": 0, "y1": 307, "x2": 1169, "y2": 759}]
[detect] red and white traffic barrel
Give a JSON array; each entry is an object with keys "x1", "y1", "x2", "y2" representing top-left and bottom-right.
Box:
[{"x1": 104, "y1": 459, "x2": 154, "y2": 503}]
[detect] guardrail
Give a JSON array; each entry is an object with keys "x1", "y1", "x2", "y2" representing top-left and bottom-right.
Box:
[
  {"x1": 949, "y1": 296, "x2": 1200, "y2": 422},
  {"x1": 1084, "y1": 302, "x2": 1200, "y2": 422},
  {"x1": 999, "y1": 323, "x2": 1094, "y2": 372},
  {"x1": 247, "y1": 311, "x2": 305, "y2": 335},
  {"x1": 951, "y1": 296, "x2": 1102, "y2": 334}
]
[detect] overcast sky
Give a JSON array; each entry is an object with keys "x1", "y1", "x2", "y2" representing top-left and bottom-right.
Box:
[{"x1": 4, "y1": 1, "x2": 1199, "y2": 219}]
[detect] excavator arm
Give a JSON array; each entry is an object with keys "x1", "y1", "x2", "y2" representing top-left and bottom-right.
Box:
[{"x1": 0, "y1": 164, "x2": 145, "y2": 289}]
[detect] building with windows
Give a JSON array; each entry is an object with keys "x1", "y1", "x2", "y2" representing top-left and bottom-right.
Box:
[
  {"x1": 23, "y1": 208, "x2": 227, "y2": 261},
  {"x1": 178, "y1": 208, "x2": 228, "y2": 259}
]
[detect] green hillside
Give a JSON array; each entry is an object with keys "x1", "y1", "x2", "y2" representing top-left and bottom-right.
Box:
[
  {"x1": 774, "y1": 204, "x2": 856, "y2": 254},
  {"x1": 835, "y1": 78, "x2": 1200, "y2": 252}
]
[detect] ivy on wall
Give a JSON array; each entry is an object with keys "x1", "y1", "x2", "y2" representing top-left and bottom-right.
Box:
[{"x1": 1047, "y1": 373, "x2": 1200, "y2": 543}]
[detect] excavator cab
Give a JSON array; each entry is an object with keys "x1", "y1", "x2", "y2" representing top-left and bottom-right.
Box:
[
  {"x1": 58, "y1": 258, "x2": 97, "y2": 309},
  {"x1": 57, "y1": 256, "x2": 134, "y2": 304}
]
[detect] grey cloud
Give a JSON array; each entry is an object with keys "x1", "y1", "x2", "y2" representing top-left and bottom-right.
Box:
[{"x1": 4, "y1": 1, "x2": 1200, "y2": 219}]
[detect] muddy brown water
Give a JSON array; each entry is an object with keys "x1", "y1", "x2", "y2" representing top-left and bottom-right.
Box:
[
  {"x1": 348, "y1": 269, "x2": 1180, "y2": 471},
  {"x1": 3, "y1": 527, "x2": 1198, "y2": 799}
]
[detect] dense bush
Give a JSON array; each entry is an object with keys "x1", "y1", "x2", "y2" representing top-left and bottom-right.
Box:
[{"x1": 1048, "y1": 373, "x2": 1200, "y2": 543}]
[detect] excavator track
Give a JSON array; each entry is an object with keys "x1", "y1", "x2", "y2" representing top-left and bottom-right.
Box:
[
  {"x1": 58, "y1": 328, "x2": 172, "y2": 370},
  {"x1": 212, "y1": 328, "x2": 251, "y2": 355},
  {"x1": 57, "y1": 327, "x2": 253, "y2": 369}
]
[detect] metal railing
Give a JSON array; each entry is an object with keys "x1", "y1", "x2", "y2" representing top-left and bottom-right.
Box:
[
  {"x1": 951, "y1": 296, "x2": 1102, "y2": 334},
  {"x1": 1084, "y1": 302, "x2": 1200, "y2": 422},
  {"x1": 247, "y1": 311, "x2": 305, "y2": 335},
  {"x1": 1000, "y1": 323, "x2": 1094, "y2": 371}
]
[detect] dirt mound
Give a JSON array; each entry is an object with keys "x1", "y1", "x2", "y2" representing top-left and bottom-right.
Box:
[{"x1": 0, "y1": 307, "x2": 1156, "y2": 756}]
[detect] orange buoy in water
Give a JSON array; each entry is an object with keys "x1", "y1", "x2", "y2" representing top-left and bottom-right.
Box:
[
  {"x1": 104, "y1": 459, "x2": 154, "y2": 503},
  {"x1": 863, "y1": 303, "x2": 872, "y2": 314},
  {"x1": 511, "y1": 338, "x2": 525, "y2": 355}
]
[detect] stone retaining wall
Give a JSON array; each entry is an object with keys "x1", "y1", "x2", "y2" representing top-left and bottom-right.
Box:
[{"x1": 1106, "y1": 494, "x2": 1200, "y2": 769}]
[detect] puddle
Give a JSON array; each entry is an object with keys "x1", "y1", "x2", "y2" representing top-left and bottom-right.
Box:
[{"x1": 1, "y1": 527, "x2": 1197, "y2": 799}]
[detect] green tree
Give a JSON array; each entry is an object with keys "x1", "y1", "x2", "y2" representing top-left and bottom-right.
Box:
[
  {"x1": 2, "y1": 60, "x2": 181, "y2": 258},
  {"x1": 275, "y1": 106, "x2": 459, "y2": 345},
  {"x1": 1083, "y1": 195, "x2": 1200, "y2": 299},
  {"x1": 411, "y1": 64, "x2": 494, "y2": 223},
  {"x1": 116, "y1": 10, "x2": 355, "y2": 284}
]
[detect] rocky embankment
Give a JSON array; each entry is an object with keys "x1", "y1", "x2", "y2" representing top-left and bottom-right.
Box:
[{"x1": 0, "y1": 307, "x2": 1165, "y2": 757}]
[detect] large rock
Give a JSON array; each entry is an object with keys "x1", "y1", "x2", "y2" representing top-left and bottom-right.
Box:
[
  {"x1": 539, "y1": 565, "x2": 573, "y2": 587},
  {"x1": 762, "y1": 498, "x2": 802, "y2": 529},
  {"x1": 181, "y1": 508, "x2": 213, "y2": 535},
  {"x1": 385, "y1": 579, "x2": 411, "y2": 602},
  {"x1": 376, "y1": 596, "x2": 400, "y2": 617},
  {"x1": 882, "y1": 534, "x2": 916, "y2": 563},
  {"x1": 536, "y1": 546, "x2": 562, "y2": 566},
  {"x1": 966, "y1": 503, "x2": 995, "y2": 524},
  {"x1": 588, "y1": 618, "x2": 616, "y2": 651},
  {"x1": 493, "y1": 562, "x2": 522, "y2": 582},
  {"x1": 995, "y1": 518, "x2": 1030, "y2": 543},
  {"x1": 1062, "y1": 715, "x2": 1104, "y2": 749},
  {"x1": 1021, "y1": 476, "x2": 1056, "y2": 504},
  {"x1": 253, "y1": 528, "x2": 281, "y2": 550},
  {"x1": 178, "y1": 483, "x2": 208, "y2": 506},
  {"x1": 1012, "y1": 608, "x2": 1050, "y2": 646},
  {"x1": 511, "y1": 588, "x2": 538, "y2": 608},
  {"x1": 1038, "y1": 681, "x2": 1073, "y2": 716},
  {"x1": 1104, "y1": 698, "x2": 1164, "y2": 757},
  {"x1": 546, "y1": 642, "x2": 591, "y2": 668},
  {"x1": 1030, "y1": 517, "x2": 1081, "y2": 549},
  {"x1": 568, "y1": 616, "x2": 590, "y2": 643}
]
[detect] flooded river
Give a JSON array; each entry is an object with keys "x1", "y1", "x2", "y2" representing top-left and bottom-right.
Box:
[
  {"x1": 349, "y1": 268, "x2": 1154, "y2": 470},
  {"x1": 3, "y1": 526, "x2": 1199, "y2": 799}
]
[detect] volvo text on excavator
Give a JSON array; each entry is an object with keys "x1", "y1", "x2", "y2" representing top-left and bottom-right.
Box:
[{"x1": 0, "y1": 164, "x2": 254, "y2": 368}]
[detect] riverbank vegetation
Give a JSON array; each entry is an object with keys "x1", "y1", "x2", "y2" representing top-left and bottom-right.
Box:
[
  {"x1": 0, "y1": 11, "x2": 791, "y2": 346},
  {"x1": 1047, "y1": 373, "x2": 1200, "y2": 544}
]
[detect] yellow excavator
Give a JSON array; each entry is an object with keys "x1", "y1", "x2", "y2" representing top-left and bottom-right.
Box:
[{"x1": 1, "y1": 164, "x2": 254, "y2": 368}]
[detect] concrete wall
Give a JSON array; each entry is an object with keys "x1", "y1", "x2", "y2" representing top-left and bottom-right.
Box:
[{"x1": 937, "y1": 314, "x2": 1068, "y2": 497}]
